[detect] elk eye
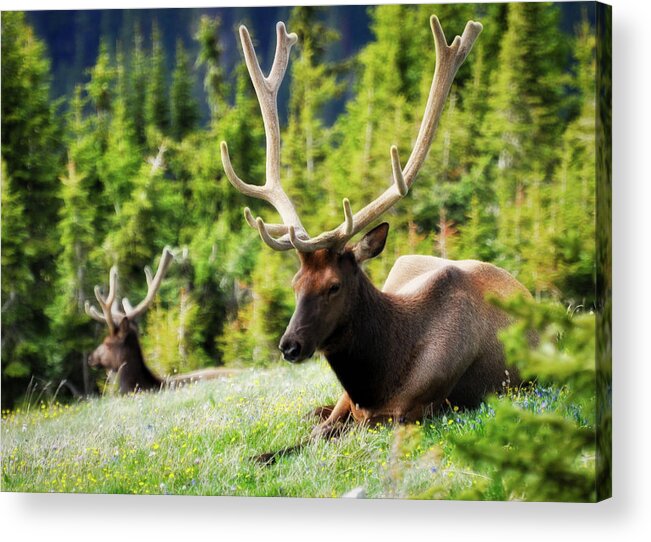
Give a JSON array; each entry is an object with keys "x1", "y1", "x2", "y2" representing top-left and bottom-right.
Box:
[{"x1": 328, "y1": 283, "x2": 341, "y2": 295}]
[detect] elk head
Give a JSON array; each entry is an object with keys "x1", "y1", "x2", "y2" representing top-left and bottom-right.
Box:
[
  {"x1": 221, "y1": 18, "x2": 482, "y2": 362},
  {"x1": 85, "y1": 247, "x2": 173, "y2": 389},
  {"x1": 280, "y1": 222, "x2": 390, "y2": 362},
  {"x1": 87, "y1": 316, "x2": 138, "y2": 371}
]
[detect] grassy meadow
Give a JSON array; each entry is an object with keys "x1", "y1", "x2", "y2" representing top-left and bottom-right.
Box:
[{"x1": 1, "y1": 359, "x2": 592, "y2": 499}]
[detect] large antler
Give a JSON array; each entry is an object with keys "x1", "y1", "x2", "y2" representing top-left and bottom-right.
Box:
[
  {"x1": 85, "y1": 247, "x2": 174, "y2": 331},
  {"x1": 221, "y1": 16, "x2": 482, "y2": 252},
  {"x1": 85, "y1": 265, "x2": 119, "y2": 335},
  {"x1": 220, "y1": 22, "x2": 308, "y2": 249}
]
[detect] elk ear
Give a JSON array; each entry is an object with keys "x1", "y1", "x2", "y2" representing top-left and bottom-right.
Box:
[
  {"x1": 117, "y1": 316, "x2": 130, "y2": 337},
  {"x1": 351, "y1": 222, "x2": 389, "y2": 263}
]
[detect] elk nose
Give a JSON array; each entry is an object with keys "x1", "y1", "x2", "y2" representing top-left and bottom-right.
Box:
[{"x1": 279, "y1": 339, "x2": 302, "y2": 362}]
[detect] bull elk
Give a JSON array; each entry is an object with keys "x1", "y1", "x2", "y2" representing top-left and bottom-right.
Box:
[
  {"x1": 85, "y1": 248, "x2": 237, "y2": 393},
  {"x1": 221, "y1": 17, "x2": 532, "y2": 440}
]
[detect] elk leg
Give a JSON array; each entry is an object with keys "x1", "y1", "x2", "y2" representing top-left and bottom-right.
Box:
[
  {"x1": 306, "y1": 405, "x2": 335, "y2": 421},
  {"x1": 253, "y1": 394, "x2": 350, "y2": 464},
  {"x1": 310, "y1": 392, "x2": 352, "y2": 439}
]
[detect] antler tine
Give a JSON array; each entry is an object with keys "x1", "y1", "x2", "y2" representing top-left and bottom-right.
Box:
[
  {"x1": 121, "y1": 297, "x2": 134, "y2": 314},
  {"x1": 390, "y1": 146, "x2": 408, "y2": 197},
  {"x1": 220, "y1": 21, "x2": 305, "y2": 252},
  {"x1": 401, "y1": 16, "x2": 483, "y2": 182},
  {"x1": 288, "y1": 16, "x2": 482, "y2": 252},
  {"x1": 144, "y1": 266, "x2": 154, "y2": 287},
  {"x1": 120, "y1": 266, "x2": 153, "y2": 315},
  {"x1": 84, "y1": 301, "x2": 106, "y2": 323},
  {"x1": 122, "y1": 247, "x2": 174, "y2": 320},
  {"x1": 267, "y1": 22, "x2": 298, "y2": 91},
  {"x1": 255, "y1": 218, "x2": 294, "y2": 251},
  {"x1": 286, "y1": 197, "x2": 355, "y2": 252},
  {"x1": 220, "y1": 142, "x2": 266, "y2": 199},
  {"x1": 85, "y1": 265, "x2": 121, "y2": 334},
  {"x1": 120, "y1": 265, "x2": 153, "y2": 316},
  {"x1": 244, "y1": 207, "x2": 289, "y2": 236}
]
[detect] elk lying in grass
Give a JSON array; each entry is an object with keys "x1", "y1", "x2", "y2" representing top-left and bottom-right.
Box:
[
  {"x1": 85, "y1": 248, "x2": 237, "y2": 394},
  {"x1": 222, "y1": 16, "x2": 532, "y2": 444}
]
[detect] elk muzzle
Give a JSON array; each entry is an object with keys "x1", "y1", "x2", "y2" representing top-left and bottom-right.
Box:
[
  {"x1": 88, "y1": 345, "x2": 105, "y2": 367},
  {"x1": 278, "y1": 335, "x2": 316, "y2": 363},
  {"x1": 278, "y1": 293, "x2": 322, "y2": 363},
  {"x1": 279, "y1": 337, "x2": 304, "y2": 362}
]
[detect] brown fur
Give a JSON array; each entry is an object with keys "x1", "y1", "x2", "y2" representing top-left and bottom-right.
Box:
[
  {"x1": 89, "y1": 318, "x2": 161, "y2": 394},
  {"x1": 89, "y1": 317, "x2": 240, "y2": 394},
  {"x1": 278, "y1": 223, "x2": 532, "y2": 438}
]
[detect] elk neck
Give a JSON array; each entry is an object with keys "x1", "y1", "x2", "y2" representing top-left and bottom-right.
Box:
[
  {"x1": 320, "y1": 269, "x2": 416, "y2": 409},
  {"x1": 118, "y1": 330, "x2": 162, "y2": 393}
]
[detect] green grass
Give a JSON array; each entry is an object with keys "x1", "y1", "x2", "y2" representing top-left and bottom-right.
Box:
[{"x1": 1, "y1": 359, "x2": 592, "y2": 499}]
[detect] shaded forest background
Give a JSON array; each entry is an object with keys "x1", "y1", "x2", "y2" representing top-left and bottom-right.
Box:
[{"x1": 1, "y1": 3, "x2": 598, "y2": 408}]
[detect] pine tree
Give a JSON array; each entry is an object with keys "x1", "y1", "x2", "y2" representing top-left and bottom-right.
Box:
[
  {"x1": 217, "y1": 63, "x2": 266, "y2": 226},
  {"x1": 46, "y1": 161, "x2": 98, "y2": 396},
  {"x1": 219, "y1": 247, "x2": 295, "y2": 366},
  {"x1": 45, "y1": 87, "x2": 106, "y2": 396},
  {"x1": 86, "y1": 39, "x2": 115, "y2": 116},
  {"x1": 518, "y1": 170, "x2": 557, "y2": 298},
  {"x1": 1, "y1": 12, "x2": 62, "y2": 407},
  {"x1": 129, "y1": 23, "x2": 148, "y2": 145},
  {"x1": 195, "y1": 15, "x2": 227, "y2": 123},
  {"x1": 145, "y1": 21, "x2": 170, "y2": 143},
  {"x1": 325, "y1": 4, "x2": 411, "y2": 247},
  {"x1": 141, "y1": 286, "x2": 207, "y2": 375},
  {"x1": 103, "y1": 148, "x2": 182, "y2": 286},
  {"x1": 480, "y1": 2, "x2": 568, "y2": 278},
  {"x1": 0, "y1": 160, "x2": 29, "y2": 302},
  {"x1": 98, "y1": 46, "x2": 141, "y2": 216},
  {"x1": 195, "y1": 215, "x2": 260, "y2": 365},
  {"x1": 282, "y1": 7, "x2": 342, "y2": 235},
  {"x1": 64, "y1": 85, "x2": 110, "y2": 246},
  {"x1": 198, "y1": 60, "x2": 266, "y2": 363},
  {"x1": 455, "y1": 192, "x2": 496, "y2": 261},
  {"x1": 1, "y1": 161, "x2": 31, "y2": 379},
  {"x1": 170, "y1": 38, "x2": 200, "y2": 141},
  {"x1": 552, "y1": 15, "x2": 597, "y2": 305},
  {"x1": 414, "y1": 38, "x2": 493, "y2": 236}
]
